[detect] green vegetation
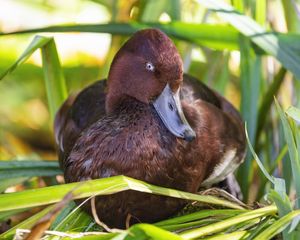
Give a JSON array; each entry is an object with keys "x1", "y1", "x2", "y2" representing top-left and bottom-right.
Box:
[{"x1": 1, "y1": 0, "x2": 300, "y2": 239}]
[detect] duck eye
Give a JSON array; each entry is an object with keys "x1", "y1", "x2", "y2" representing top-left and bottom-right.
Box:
[{"x1": 145, "y1": 62, "x2": 155, "y2": 72}]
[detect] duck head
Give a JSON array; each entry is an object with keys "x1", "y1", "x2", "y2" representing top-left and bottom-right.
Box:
[{"x1": 106, "y1": 29, "x2": 196, "y2": 142}]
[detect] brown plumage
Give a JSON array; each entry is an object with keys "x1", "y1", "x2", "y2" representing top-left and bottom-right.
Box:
[{"x1": 54, "y1": 29, "x2": 246, "y2": 228}]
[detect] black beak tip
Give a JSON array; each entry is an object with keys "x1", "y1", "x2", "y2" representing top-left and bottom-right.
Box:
[{"x1": 183, "y1": 129, "x2": 196, "y2": 142}]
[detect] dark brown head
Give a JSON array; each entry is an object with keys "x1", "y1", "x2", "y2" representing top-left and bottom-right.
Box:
[{"x1": 106, "y1": 29, "x2": 195, "y2": 141}]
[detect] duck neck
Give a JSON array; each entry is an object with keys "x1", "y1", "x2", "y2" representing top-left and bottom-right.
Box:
[{"x1": 106, "y1": 89, "x2": 126, "y2": 114}]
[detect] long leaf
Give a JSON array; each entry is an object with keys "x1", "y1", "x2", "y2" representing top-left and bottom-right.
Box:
[
  {"x1": 155, "y1": 209, "x2": 246, "y2": 227},
  {"x1": 204, "y1": 230, "x2": 249, "y2": 240},
  {"x1": 2, "y1": 22, "x2": 300, "y2": 53},
  {"x1": 0, "y1": 160, "x2": 61, "y2": 180},
  {"x1": 237, "y1": 35, "x2": 261, "y2": 199},
  {"x1": 179, "y1": 205, "x2": 277, "y2": 239},
  {"x1": 0, "y1": 176, "x2": 244, "y2": 213},
  {"x1": 41, "y1": 38, "x2": 67, "y2": 120},
  {"x1": 0, "y1": 35, "x2": 67, "y2": 120},
  {"x1": 286, "y1": 106, "x2": 300, "y2": 122},
  {"x1": 0, "y1": 22, "x2": 240, "y2": 51},
  {"x1": 275, "y1": 100, "x2": 300, "y2": 209},
  {"x1": 245, "y1": 127, "x2": 274, "y2": 184},
  {"x1": 255, "y1": 68, "x2": 287, "y2": 144},
  {"x1": 0, "y1": 36, "x2": 50, "y2": 80},
  {"x1": 0, "y1": 205, "x2": 54, "y2": 239},
  {"x1": 125, "y1": 223, "x2": 183, "y2": 240},
  {"x1": 253, "y1": 210, "x2": 300, "y2": 240},
  {"x1": 197, "y1": 0, "x2": 300, "y2": 80}
]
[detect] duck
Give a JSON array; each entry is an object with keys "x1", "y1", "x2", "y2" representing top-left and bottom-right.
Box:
[{"x1": 54, "y1": 28, "x2": 246, "y2": 228}]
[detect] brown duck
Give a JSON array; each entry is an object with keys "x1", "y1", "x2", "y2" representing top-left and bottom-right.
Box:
[{"x1": 55, "y1": 29, "x2": 246, "y2": 228}]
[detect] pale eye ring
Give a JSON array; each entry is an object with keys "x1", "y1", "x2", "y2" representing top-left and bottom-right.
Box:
[{"x1": 145, "y1": 62, "x2": 155, "y2": 72}]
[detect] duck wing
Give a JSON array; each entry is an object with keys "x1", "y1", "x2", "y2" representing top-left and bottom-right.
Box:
[
  {"x1": 54, "y1": 80, "x2": 107, "y2": 168},
  {"x1": 182, "y1": 73, "x2": 242, "y2": 121},
  {"x1": 182, "y1": 74, "x2": 245, "y2": 188}
]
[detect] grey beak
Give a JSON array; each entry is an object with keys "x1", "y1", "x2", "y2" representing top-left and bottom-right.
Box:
[{"x1": 153, "y1": 84, "x2": 196, "y2": 142}]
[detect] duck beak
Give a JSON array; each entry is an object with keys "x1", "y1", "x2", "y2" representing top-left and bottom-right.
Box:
[{"x1": 153, "y1": 84, "x2": 196, "y2": 142}]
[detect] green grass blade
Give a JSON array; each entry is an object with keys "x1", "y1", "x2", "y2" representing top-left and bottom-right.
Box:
[
  {"x1": 282, "y1": 0, "x2": 300, "y2": 32},
  {"x1": 50, "y1": 202, "x2": 99, "y2": 234},
  {"x1": 0, "y1": 36, "x2": 50, "y2": 80},
  {"x1": 295, "y1": 120, "x2": 300, "y2": 208},
  {"x1": 0, "y1": 35, "x2": 67, "y2": 120},
  {"x1": 0, "y1": 22, "x2": 240, "y2": 50},
  {"x1": 58, "y1": 233, "x2": 118, "y2": 240},
  {"x1": 138, "y1": 0, "x2": 169, "y2": 21},
  {"x1": 2, "y1": 22, "x2": 300, "y2": 53},
  {"x1": 204, "y1": 230, "x2": 249, "y2": 240},
  {"x1": 246, "y1": 216, "x2": 274, "y2": 240},
  {"x1": 0, "y1": 205, "x2": 54, "y2": 239},
  {"x1": 245, "y1": 127, "x2": 274, "y2": 184},
  {"x1": 268, "y1": 178, "x2": 292, "y2": 240},
  {"x1": 41, "y1": 38, "x2": 67, "y2": 120},
  {"x1": 247, "y1": 122, "x2": 293, "y2": 240},
  {"x1": 268, "y1": 189, "x2": 292, "y2": 219},
  {"x1": 255, "y1": 0, "x2": 266, "y2": 26},
  {"x1": 154, "y1": 209, "x2": 246, "y2": 231},
  {"x1": 0, "y1": 160, "x2": 61, "y2": 180},
  {"x1": 155, "y1": 218, "x2": 218, "y2": 232},
  {"x1": 0, "y1": 178, "x2": 28, "y2": 193},
  {"x1": 255, "y1": 68, "x2": 287, "y2": 143},
  {"x1": 237, "y1": 35, "x2": 261, "y2": 198},
  {"x1": 257, "y1": 145, "x2": 289, "y2": 200},
  {"x1": 0, "y1": 176, "x2": 244, "y2": 213},
  {"x1": 253, "y1": 210, "x2": 300, "y2": 240},
  {"x1": 125, "y1": 224, "x2": 183, "y2": 240},
  {"x1": 231, "y1": 0, "x2": 244, "y2": 12},
  {"x1": 286, "y1": 106, "x2": 300, "y2": 122},
  {"x1": 167, "y1": 0, "x2": 181, "y2": 21},
  {"x1": 155, "y1": 209, "x2": 246, "y2": 227},
  {"x1": 275, "y1": 100, "x2": 300, "y2": 208},
  {"x1": 179, "y1": 205, "x2": 277, "y2": 239},
  {"x1": 197, "y1": 0, "x2": 300, "y2": 80},
  {"x1": 0, "y1": 209, "x2": 28, "y2": 222}
]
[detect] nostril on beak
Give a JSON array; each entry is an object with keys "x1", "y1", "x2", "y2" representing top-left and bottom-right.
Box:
[{"x1": 183, "y1": 129, "x2": 196, "y2": 142}]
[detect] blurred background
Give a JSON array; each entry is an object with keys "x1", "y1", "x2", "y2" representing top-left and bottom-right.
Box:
[{"x1": 0, "y1": 0, "x2": 300, "y2": 204}]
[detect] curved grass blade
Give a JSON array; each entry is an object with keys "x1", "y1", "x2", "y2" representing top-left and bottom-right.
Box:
[
  {"x1": 0, "y1": 208, "x2": 28, "y2": 222},
  {"x1": 237, "y1": 35, "x2": 261, "y2": 198},
  {"x1": 246, "y1": 123, "x2": 293, "y2": 239},
  {"x1": 155, "y1": 209, "x2": 246, "y2": 227},
  {"x1": 0, "y1": 161, "x2": 61, "y2": 180},
  {"x1": 0, "y1": 35, "x2": 67, "y2": 120},
  {"x1": 197, "y1": 0, "x2": 300, "y2": 80},
  {"x1": 204, "y1": 230, "x2": 249, "y2": 240},
  {"x1": 286, "y1": 106, "x2": 300, "y2": 122},
  {"x1": 0, "y1": 177, "x2": 28, "y2": 193},
  {"x1": 257, "y1": 145, "x2": 288, "y2": 200},
  {"x1": 275, "y1": 100, "x2": 300, "y2": 209},
  {"x1": 124, "y1": 223, "x2": 183, "y2": 240},
  {"x1": 179, "y1": 205, "x2": 277, "y2": 239},
  {"x1": 41, "y1": 37, "x2": 68, "y2": 120},
  {"x1": 0, "y1": 176, "x2": 244, "y2": 213},
  {"x1": 253, "y1": 210, "x2": 300, "y2": 240},
  {"x1": 246, "y1": 216, "x2": 275, "y2": 240},
  {"x1": 268, "y1": 189, "x2": 292, "y2": 220},
  {"x1": 0, "y1": 205, "x2": 54, "y2": 239},
  {"x1": 245, "y1": 126, "x2": 274, "y2": 184},
  {"x1": 0, "y1": 36, "x2": 50, "y2": 80},
  {"x1": 0, "y1": 22, "x2": 240, "y2": 51},
  {"x1": 155, "y1": 218, "x2": 218, "y2": 232},
  {"x1": 255, "y1": 68, "x2": 287, "y2": 144}
]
